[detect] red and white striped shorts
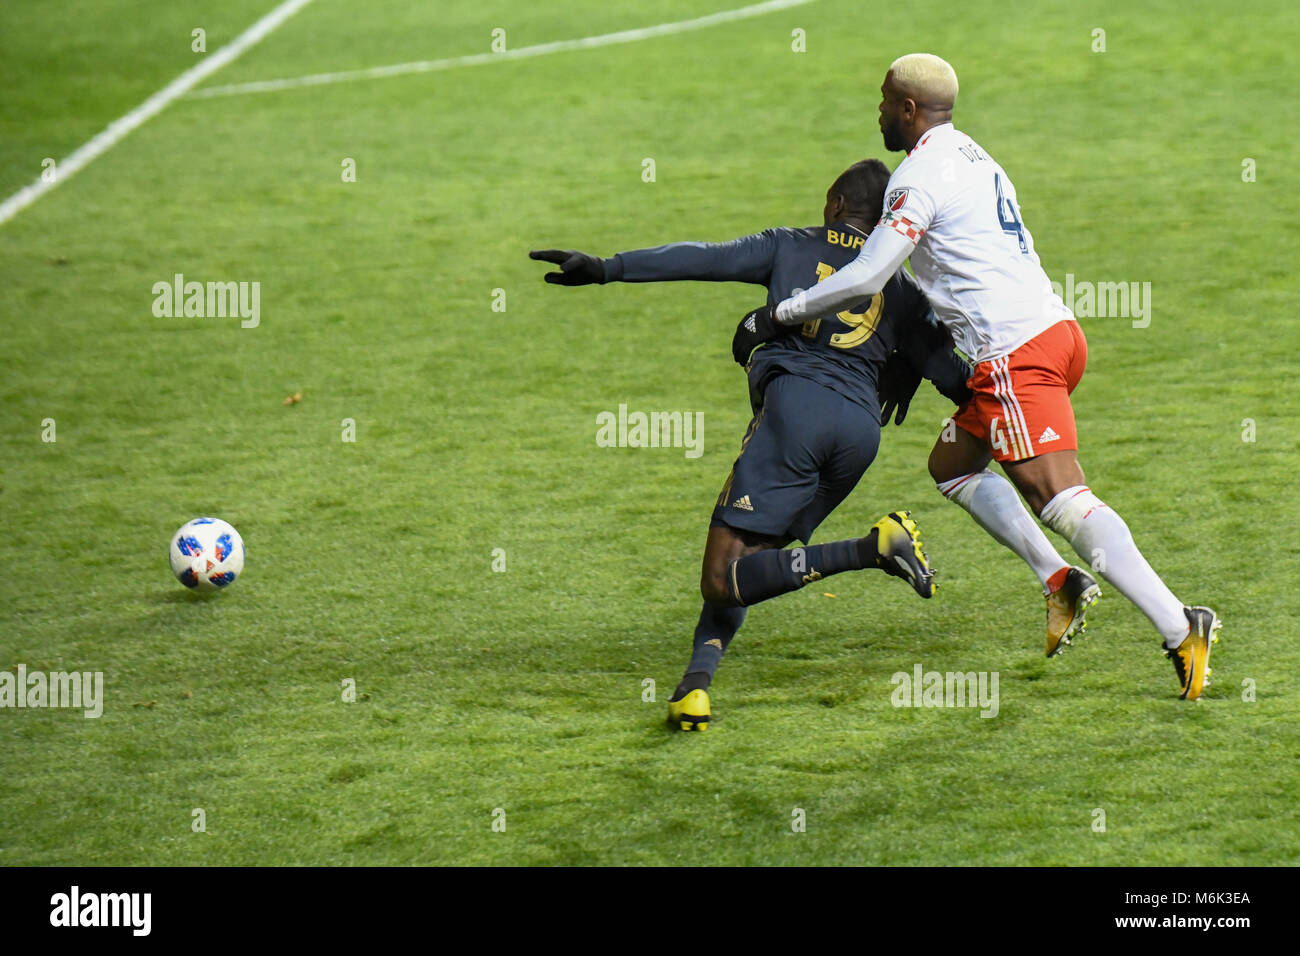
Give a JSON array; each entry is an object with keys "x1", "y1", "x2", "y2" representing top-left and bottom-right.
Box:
[{"x1": 952, "y1": 319, "x2": 1087, "y2": 462}]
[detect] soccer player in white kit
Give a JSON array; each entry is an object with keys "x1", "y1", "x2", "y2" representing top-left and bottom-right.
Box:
[{"x1": 755, "y1": 53, "x2": 1220, "y2": 699}]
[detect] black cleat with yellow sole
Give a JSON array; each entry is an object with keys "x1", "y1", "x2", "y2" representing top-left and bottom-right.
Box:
[{"x1": 870, "y1": 511, "x2": 936, "y2": 599}]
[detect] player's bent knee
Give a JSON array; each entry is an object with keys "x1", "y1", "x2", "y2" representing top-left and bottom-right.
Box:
[
  {"x1": 927, "y1": 448, "x2": 946, "y2": 483},
  {"x1": 699, "y1": 525, "x2": 780, "y2": 605},
  {"x1": 928, "y1": 442, "x2": 976, "y2": 484},
  {"x1": 700, "y1": 569, "x2": 737, "y2": 607},
  {"x1": 930, "y1": 455, "x2": 972, "y2": 487}
]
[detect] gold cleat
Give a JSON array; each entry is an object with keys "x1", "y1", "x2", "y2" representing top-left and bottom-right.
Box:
[
  {"x1": 1167, "y1": 606, "x2": 1221, "y2": 700},
  {"x1": 667, "y1": 689, "x2": 710, "y2": 731},
  {"x1": 1046, "y1": 567, "x2": 1101, "y2": 657}
]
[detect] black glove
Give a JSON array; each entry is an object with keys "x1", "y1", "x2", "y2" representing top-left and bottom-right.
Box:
[
  {"x1": 900, "y1": 308, "x2": 973, "y2": 407},
  {"x1": 878, "y1": 351, "x2": 924, "y2": 426},
  {"x1": 732, "y1": 305, "x2": 782, "y2": 366},
  {"x1": 529, "y1": 249, "x2": 608, "y2": 286}
]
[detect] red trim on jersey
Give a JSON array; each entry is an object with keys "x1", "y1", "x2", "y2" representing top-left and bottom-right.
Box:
[
  {"x1": 908, "y1": 123, "x2": 954, "y2": 156},
  {"x1": 880, "y1": 214, "x2": 925, "y2": 243}
]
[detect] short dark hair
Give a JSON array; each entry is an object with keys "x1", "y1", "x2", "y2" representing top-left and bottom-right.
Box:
[{"x1": 829, "y1": 158, "x2": 891, "y2": 219}]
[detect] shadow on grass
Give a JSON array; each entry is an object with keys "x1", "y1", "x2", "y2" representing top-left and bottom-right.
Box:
[{"x1": 153, "y1": 587, "x2": 228, "y2": 606}]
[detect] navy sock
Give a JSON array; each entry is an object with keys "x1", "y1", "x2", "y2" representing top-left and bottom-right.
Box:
[
  {"x1": 672, "y1": 602, "x2": 747, "y2": 700},
  {"x1": 727, "y1": 533, "x2": 876, "y2": 606}
]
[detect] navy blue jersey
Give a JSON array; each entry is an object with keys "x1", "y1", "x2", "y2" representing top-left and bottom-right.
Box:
[{"x1": 607, "y1": 222, "x2": 963, "y2": 413}]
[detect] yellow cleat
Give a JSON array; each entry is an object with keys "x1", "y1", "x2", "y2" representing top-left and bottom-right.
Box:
[
  {"x1": 1167, "y1": 606, "x2": 1221, "y2": 700},
  {"x1": 1045, "y1": 567, "x2": 1101, "y2": 657},
  {"x1": 872, "y1": 510, "x2": 936, "y2": 599},
  {"x1": 667, "y1": 689, "x2": 710, "y2": 731}
]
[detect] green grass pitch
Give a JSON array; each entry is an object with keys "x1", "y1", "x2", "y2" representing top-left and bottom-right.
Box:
[{"x1": 1, "y1": 0, "x2": 1297, "y2": 866}]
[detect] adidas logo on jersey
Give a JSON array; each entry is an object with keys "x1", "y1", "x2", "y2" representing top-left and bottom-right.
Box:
[
  {"x1": 1039, "y1": 426, "x2": 1061, "y2": 443},
  {"x1": 731, "y1": 495, "x2": 754, "y2": 511}
]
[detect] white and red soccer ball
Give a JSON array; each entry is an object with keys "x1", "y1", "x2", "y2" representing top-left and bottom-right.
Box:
[{"x1": 169, "y1": 518, "x2": 244, "y2": 592}]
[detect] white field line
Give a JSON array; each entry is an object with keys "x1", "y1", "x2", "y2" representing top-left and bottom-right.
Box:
[
  {"x1": 191, "y1": 0, "x2": 815, "y2": 100},
  {"x1": 0, "y1": 0, "x2": 317, "y2": 227}
]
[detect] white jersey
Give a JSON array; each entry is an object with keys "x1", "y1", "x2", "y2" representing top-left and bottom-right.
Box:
[{"x1": 878, "y1": 123, "x2": 1072, "y2": 363}]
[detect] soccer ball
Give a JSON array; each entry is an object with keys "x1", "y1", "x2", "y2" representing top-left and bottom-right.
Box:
[{"x1": 169, "y1": 517, "x2": 245, "y2": 592}]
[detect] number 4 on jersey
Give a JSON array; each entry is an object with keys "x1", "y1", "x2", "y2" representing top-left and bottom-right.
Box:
[{"x1": 994, "y1": 173, "x2": 1028, "y2": 254}]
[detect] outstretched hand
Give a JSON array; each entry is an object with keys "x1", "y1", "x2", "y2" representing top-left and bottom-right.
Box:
[{"x1": 528, "y1": 249, "x2": 607, "y2": 286}]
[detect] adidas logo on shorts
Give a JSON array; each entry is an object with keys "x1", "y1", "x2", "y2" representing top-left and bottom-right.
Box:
[
  {"x1": 731, "y1": 495, "x2": 754, "y2": 511},
  {"x1": 743, "y1": 316, "x2": 757, "y2": 333},
  {"x1": 1039, "y1": 426, "x2": 1061, "y2": 443}
]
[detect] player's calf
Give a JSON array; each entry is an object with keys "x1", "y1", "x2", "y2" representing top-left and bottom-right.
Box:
[
  {"x1": 1037, "y1": 484, "x2": 1224, "y2": 699},
  {"x1": 1038, "y1": 484, "x2": 1190, "y2": 647},
  {"x1": 669, "y1": 601, "x2": 746, "y2": 708},
  {"x1": 709, "y1": 512, "x2": 935, "y2": 607},
  {"x1": 935, "y1": 467, "x2": 1072, "y2": 595}
]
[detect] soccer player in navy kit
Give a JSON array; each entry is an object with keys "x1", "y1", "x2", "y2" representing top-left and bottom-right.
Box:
[{"x1": 530, "y1": 159, "x2": 971, "y2": 730}]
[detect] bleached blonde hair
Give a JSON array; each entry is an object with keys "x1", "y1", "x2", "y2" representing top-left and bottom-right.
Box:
[{"x1": 888, "y1": 53, "x2": 959, "y2": 108}]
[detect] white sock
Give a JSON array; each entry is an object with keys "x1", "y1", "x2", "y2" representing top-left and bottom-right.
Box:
[
  {"x1": 937, "y1": 470, "x2": 1068, "y2": 591},
  {"x1": 1039, "y1": 486, "x2": 1188, "y2": 646}
]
